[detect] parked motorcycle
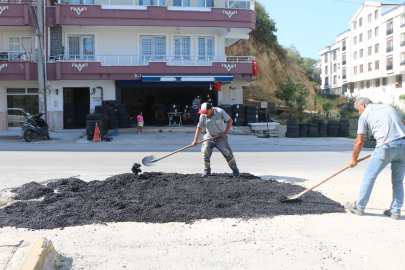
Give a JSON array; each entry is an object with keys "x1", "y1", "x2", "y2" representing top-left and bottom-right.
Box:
[{"x1": 18, "y1": 113, "x2": 50, "y2": 142}]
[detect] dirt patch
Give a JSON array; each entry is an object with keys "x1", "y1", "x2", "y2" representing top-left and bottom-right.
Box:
[{"x1": 0, "y1": 173, "x2": 344, "y2": 230}]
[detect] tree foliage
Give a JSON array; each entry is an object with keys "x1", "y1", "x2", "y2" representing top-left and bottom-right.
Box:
[
  {"x1": 275, "y1": 78, "x2": 309, "y2": 121},
  {"x1": 252, "y1": 2, "x2": 278, "y2": 47}
]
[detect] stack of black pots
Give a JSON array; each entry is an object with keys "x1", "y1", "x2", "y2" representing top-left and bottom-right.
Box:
[
  {"x1": 232, "y1": 104, "x2": 246, "y2": 126},
  {"x1": 339, "y1": 119, "x2": 350, "y2": 137},
  {"x1": 285, "y1": 120, "x2": 299, "y2": 138},
  {"x1": 299, "y1": 123, "x2": 307, "y2": 137},
  {"x1": 85, "y1": 113, "x2": 108, "y2": 141},
  {"x1": 245, "y1": 105, "x2": 258, "y2": 124},
  {"x1": 327, "y1": 120, "x2": 339, "y2": 137},
  {"x1": 219, "y1": 104, "x2": 233, "y2": 119}
]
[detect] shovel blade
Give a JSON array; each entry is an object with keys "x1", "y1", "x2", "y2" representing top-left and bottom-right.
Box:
[
  {"x1": 279, "y1": 194, "x2": 301, "y2": 203},
  {"x1": 142, "y1": 155, "x2": 156, "y2": 166}
]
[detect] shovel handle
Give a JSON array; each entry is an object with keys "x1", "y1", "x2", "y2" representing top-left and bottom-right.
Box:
[
  {"x1": 297, "y1": 154, "x2": 372, "y2": 197},
  {"x1": 153, "y1": 135, "x2": 222, "y2": 162}
]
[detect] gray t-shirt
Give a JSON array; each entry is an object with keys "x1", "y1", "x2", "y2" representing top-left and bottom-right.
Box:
[
  {"x1": 197, "y1": 107, "x2": 231, "y2": 136},
  {"x1": 357, "y1": 104, "x2": 405, "y2": 147}
]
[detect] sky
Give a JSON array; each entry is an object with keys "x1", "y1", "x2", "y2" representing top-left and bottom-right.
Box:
[{"x1": 259, "y1": 0, "x2": 405, "y2": 60}]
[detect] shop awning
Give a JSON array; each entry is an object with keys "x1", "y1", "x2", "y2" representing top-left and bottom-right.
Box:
[{"x1": 141, "y1": 74, "x2": 233, "y2": 82}]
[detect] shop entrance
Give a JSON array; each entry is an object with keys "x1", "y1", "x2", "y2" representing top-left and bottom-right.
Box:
[
  {"x1": 117, "y1": 83, "x2": 216, "y2": 126},
  {"x1": 63, "y1": 88, "x2": 90, "y2": 129},
  {"x1": 6, "y1": 88, "x2": 39, "y2": 128}
]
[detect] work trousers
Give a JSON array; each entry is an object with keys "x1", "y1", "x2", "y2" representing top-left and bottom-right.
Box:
[
  {"x1": 201, "y1": 134, "x2": 239, "y2": 173},
  {"x1": 356, "y1": 137, "x2": 405, "y2": 215},
  {"x1": 192, "y1": 108, "x2": 198, "y2": 126}
]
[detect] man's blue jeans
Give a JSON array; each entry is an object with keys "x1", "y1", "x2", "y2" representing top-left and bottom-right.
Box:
[{"x1": 357, "y1": 137, "x2": 405, "y2": 215}]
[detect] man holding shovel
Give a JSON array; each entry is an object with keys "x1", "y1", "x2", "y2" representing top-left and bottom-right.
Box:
[
  {"x1": 345, "y1": 97, "x2": 405, "y2": 220},
  {"x1": 191, "y1": 102, "x2": 240, "y2": 178}
]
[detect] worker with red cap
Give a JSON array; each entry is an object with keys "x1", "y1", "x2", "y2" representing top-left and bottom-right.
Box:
[{"x1": 191, "y1": 102, "x2": 240, "y2": 178}]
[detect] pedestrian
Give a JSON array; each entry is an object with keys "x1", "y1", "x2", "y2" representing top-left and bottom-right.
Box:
[
  {"x1": 345, "y1": 97, "x2": 405, "y2": 220},
  {"x1": 191, "y1": 96, "x2": 201, "y2": 126},
  {"x1": 191, "y1": 102, "x2": 240, "y2": 178},
  {"x1": 137, "y1": 111, "x2": 144, "y2": 134}
]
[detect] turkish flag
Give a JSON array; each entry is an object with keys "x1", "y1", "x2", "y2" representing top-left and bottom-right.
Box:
[{"x1": 213, "y1": 82, "x2": 221, "y2": 91}]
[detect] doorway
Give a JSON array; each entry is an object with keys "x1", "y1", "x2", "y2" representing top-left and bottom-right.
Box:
[{"x1": 63, "y1": 88, "x2": 90, "y2": 129}]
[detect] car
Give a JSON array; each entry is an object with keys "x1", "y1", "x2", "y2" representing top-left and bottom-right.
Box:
[{"x1": 7, "y1": 108, "x2": 31, "y2": 127}]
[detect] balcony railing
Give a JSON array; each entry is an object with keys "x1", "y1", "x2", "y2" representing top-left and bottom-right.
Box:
[
  {"x1": 343, "y1": 75, "x2": 346, "y2": 79},
  {"x1": 0, "y1": 51, "x2": 37, "y2": 62},
  {"x1": 401, "y1": 41, "x2": 405, "y2": 46},
  {"x1": 50, "y1": 54, "x2": 255, "y2": 66},
  {"x1": 342, "y1": 46, "x2": 346, "y2": 51},
  {"x1": 401, "y1": 61, "x2": 405, "y2": 66},
  {"x1": 342, "y1": 60, "x2": 346, "y2": 65},
  {"x1": 57, "y1": 0, "x2": 254, "y2": 10},
  {"x1": 387, "y1": 46, "x2": 393, "y2": 53},
  {"x1": 387, "y1": 65, "x2": 393, "y2": 70},
  {"x1": 0, "y1": 0, "x2": 37, "y2": 3},
  {"x1": 387, "y1": 29, "x2": 393, "y2": 35}
]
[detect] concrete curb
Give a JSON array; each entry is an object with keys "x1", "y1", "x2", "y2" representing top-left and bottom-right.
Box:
[{"x1": 19, "y1": 237, "x2": 53, "y2": 270}]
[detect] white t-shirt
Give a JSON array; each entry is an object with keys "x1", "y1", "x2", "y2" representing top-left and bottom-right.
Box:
[{"x1": 357, "y1": 104, "x2": 405, "y2": 147}]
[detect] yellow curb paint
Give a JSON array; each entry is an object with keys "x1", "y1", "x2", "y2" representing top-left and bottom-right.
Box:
[{"x1": 19, "y1": 237, "x2": 54, "y2": 270}]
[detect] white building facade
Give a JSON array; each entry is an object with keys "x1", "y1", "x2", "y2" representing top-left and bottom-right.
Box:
[{"x1": 319, "y1": 1, "x2": 405, "y2": 107}]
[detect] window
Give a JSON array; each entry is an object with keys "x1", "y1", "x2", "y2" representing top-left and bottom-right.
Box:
[
  {"x1": 342, "y1": 54, "x2": 346, "y2": 62},
  {"x1": 198, "y1": 37, "x2": 214, "y2": 60},
  {"x1": 354, "y1": 51, "x2": 357, "y2": 60},
  {"x1": 6, "y1": 88, "x2": 39, "y2": 128},
  {"x1": 402, "y1": 16, "x2": 405, "y2": 27},
  {"x1": 325, "y1": 66, "x2": 328, "y2": 74},
  {"x1": 343, "y1": 40, "x2": 346, "y2": 49},
  {"x1": 67, "y1": 35, "x2": 94, "y2": 60},
  {"x1": 333, "y1": 51, "x2": 337, "y2": 61},
  {"x1": 8, "y1": 36, "x2": 35, "y2": 61},
  {"x1": 368, "y1": 30, "x2": 372, "y2": 39},
  {"x1": 376, "y1": 78, "x2": 380, "y2": 87},
  {"x1": 375, "y1": 60, "x2": 379, "y2": 70},
  {"x1": 368, "y1": 46, "x2": 372, "y2": 55},
  {"x1": 387, "y1": 57, "x2": 393, "y2": 70},
  {"x1": 174, "y1": 36, "x2": 190, "y2": 60},
  {"x1": 401, "y1": 33, "x2": 405, "y2": 46},
  {"x1": 375, "y1": 10, "x2": 379, "y2": 20},
  {"x1": 360, "y1": 33, "x2": 363, "y2": 42},
  {"x1": 359, "y1": 17, "x2": 363, "y2": 26},
  {"x1": 383, "y1": 78, "x2": 388, "y2": 86},
  {"x1": 173, "y1": 0, "x2": 190, "y2": 6},
  {"x1": 387, "y1": 21, "x2": 393, "y2": 35},
  {"x1": 360, "y1": 64, "x2": 364, "y2": 73},
  {"x1": 197, "y1": 0, "x2": 213, "y2": 7},
  {"x1": 375, "y1": 26, "x2": 379, "y2": 36},
  {"x1": 368, "y1": 14, "x2": 372, "y2": 23},
  {"x1": 375, "y1": 43, "x2": 379, "y2": 53},
  {"x1": 353, "y1": 21, "x2": 357, "y2": 30},
  {"x1": 325, "y1": 54, "x2": 328, "y2": 63},
  {"x1": 343, "y1": 68, "x2": 346, "y2": 78},
  {"x1": 140, "y1": 0, "x2": 166, "y2": 5},
  {"x1": 354, "y1": 66, "x2": 358, "y2": 74},
  {"x1": 360, "y1": 49, "x2": 363, "y2": 58},
  {"x1": 367, "y1": 80, "x2": 371, "y2": 88},
  {"x1": 361, "y1": 81, "x2": 364, "y2": 89},
  {"x1": 325, "y1": 77, "x2": 329, "y2": 86},
  {"x1": 396, "y1": 75, "x2": 402, "y2": 88},
  {"x1": 368, "y1": 62, "x2": 372, "y2": 71},
  {"x1": 387, "y1": 39, "x2": 393, "y2": 53},
  {"x1": 140, "y1": 36, "x2": 166, "y2": 62},
  {"x1": 334, "y1": 75, "x2": 337, "y2": 84},
  {"x1": 354, "y1": 36, "x2": 357, "y2": 45},
  {"x1": 333, "y1": 63, "x2": 337, "y2": 73}
]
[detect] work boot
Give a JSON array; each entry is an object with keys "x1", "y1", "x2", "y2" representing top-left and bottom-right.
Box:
[
  {"x1": 233, "y1": 171, "x2": 240, "y2": 178},
  {"x1": 344, "y1": 201, "x2": 364, "y2": 216},
  {"x1": 202, "y1": 171, "x2": 211, "y2": 178},
  {"x1": 383, "y1": 209, "x2": 400, "y2": 220}
]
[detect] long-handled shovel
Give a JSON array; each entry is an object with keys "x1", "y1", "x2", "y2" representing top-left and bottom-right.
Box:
[
  {"x1": 280, "y1": 154, "x2": 372, "y2": 202},
  {"x1": 142, "y1": 135, "x2": 221, "y2": 166}
]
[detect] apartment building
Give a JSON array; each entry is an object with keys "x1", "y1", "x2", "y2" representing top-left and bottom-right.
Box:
[
  {"x1": 319, "y1": 1, "x2": 405, "y2": 107},
  {"x1": 318, "y1": 41, "x2": 344, "y2": 95},
  {"x1": 0, "y1": 0, "x2": 256, "y2": 130}
]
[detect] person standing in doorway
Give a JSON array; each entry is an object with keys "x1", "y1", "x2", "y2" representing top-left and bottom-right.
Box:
[
  {"x1": 191, "y1": 96, "x2": 201, "y2": 126},
  {"x1": 137, "y1": 112, "x2": 144, "y2": 134},
  {"x1": 191, "y1": 102, "x2": 240, "y2": 178},
  {"x1": 345, "y1": 97, "x2": 405, "y2": 220}
]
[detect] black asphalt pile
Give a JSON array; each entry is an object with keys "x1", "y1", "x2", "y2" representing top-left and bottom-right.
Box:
[
  {"x1": 11, "y1": 181, "x2": 53, "y2": 200},
  {"x1": 0, "y1": 173, "x2": 344, "y2": 230}
]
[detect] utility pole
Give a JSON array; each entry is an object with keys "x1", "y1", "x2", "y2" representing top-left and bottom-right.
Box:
[{"x1": 36, "y1": 0, "x2": 45, "y2": 115}]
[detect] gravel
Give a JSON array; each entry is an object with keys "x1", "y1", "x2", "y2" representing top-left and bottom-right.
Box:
[{"x1": 0, "y1": 172, "x2": 344, "y2": 230}]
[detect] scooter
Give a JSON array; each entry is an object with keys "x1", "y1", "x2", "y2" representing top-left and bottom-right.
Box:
[{"x1": 18, "y1": 113, "x2": 50, "y2": 142}]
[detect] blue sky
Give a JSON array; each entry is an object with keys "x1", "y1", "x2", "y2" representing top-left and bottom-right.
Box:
[{"x1": 258, "y1": 0, "x2": 404, "y2": 60}]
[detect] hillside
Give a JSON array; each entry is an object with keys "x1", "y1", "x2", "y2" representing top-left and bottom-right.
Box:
[{"x1": 226, "y1": 38, "x2": 316, "y2": 103}]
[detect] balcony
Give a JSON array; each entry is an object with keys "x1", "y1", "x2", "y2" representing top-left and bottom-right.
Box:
[
  {"x1": 342, "y1": 60, "x2": 346, "y2": 65},
  {"x1": 46, "y1": 54, "x2": 256, "y2": 80},
  {"x1": 0, "y1": 51, "x2": 37, "y2": 62},
  {"x1": 387, "y1": 46, "x2": 393, "y2": 53},
  {"x1": 0, "y1": 61, "x2": 38, "y2": 80},
  {"x1": 387, "y1": 65, "x2": 393, "y2": 70},
  {"x1": 48, "y1": 0, "x2": 256, "y2": 29},
  {"x1": 0, "y1": 2, "x2": 36, "y2": 26},
  {"x1": 387, "y1": 29, "x2": 393, "y2": 35}
]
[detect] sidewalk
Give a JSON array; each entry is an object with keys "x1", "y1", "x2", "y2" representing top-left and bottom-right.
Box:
[{"x1": 0, "y1": 129, "x2": 86, "y2": 141}]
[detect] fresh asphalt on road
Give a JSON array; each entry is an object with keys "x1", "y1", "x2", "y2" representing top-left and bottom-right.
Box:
[{"x1": 1, "y1": 132, "x2": 403, "y2": 270}]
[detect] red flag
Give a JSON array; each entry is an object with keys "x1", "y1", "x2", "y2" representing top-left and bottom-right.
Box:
[{"x1": 213, "y1": 82, "x2": 221, "y2": 91}]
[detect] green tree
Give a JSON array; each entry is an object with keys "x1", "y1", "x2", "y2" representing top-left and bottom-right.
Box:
[
  {"x1": 275, "y1": 78, "x2": 296, "y2": 112},
  {"x1": 252, "y1": 2, "x2": 278, "y2": 47},
  {"x1": 294, "y1": 78, "x2": 309, "y2": 121},
  {"x1": 322, "y1": 102, "x2": 332, "y2": 118}
]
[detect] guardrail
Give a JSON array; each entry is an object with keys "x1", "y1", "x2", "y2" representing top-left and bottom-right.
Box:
[
  {"x1": 57, "y1": 0, "x2": 254, "y2": 10},
  {"x1": 343, "y1": 75, "x2": 346, "y2": 79},
  {"x1": 387, "y1": 29, "x2": 393, "y2": 35},
  {"x1": 387, "y1": 65, "x2": 393, "y2": 70},
  {"x1": 401, "y1": 61, "x2": 405, "y2": 66},
  {"x1": 342, "y1": 60, "x2": 346, "y2": 65},
  {"x1": 50, "y1": 55, "x2": 255, "y2": 66},
  {"x1": 0, "y1": 51, "x2": 37, "y2": 62},
  {"x1": 387, "y1": 46, "x2": 393, "y2": 53}
]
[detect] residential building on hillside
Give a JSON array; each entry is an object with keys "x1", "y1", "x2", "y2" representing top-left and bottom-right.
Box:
[
  {"x1": 319, "y1": 1, "x2": 405, "y2": 107},
  {"x1": 318, "y1": 41, "x2": 344, "y2": 95},
  {"x1": 0, "y1": 0, "x2": 256, "y2": 130}
]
